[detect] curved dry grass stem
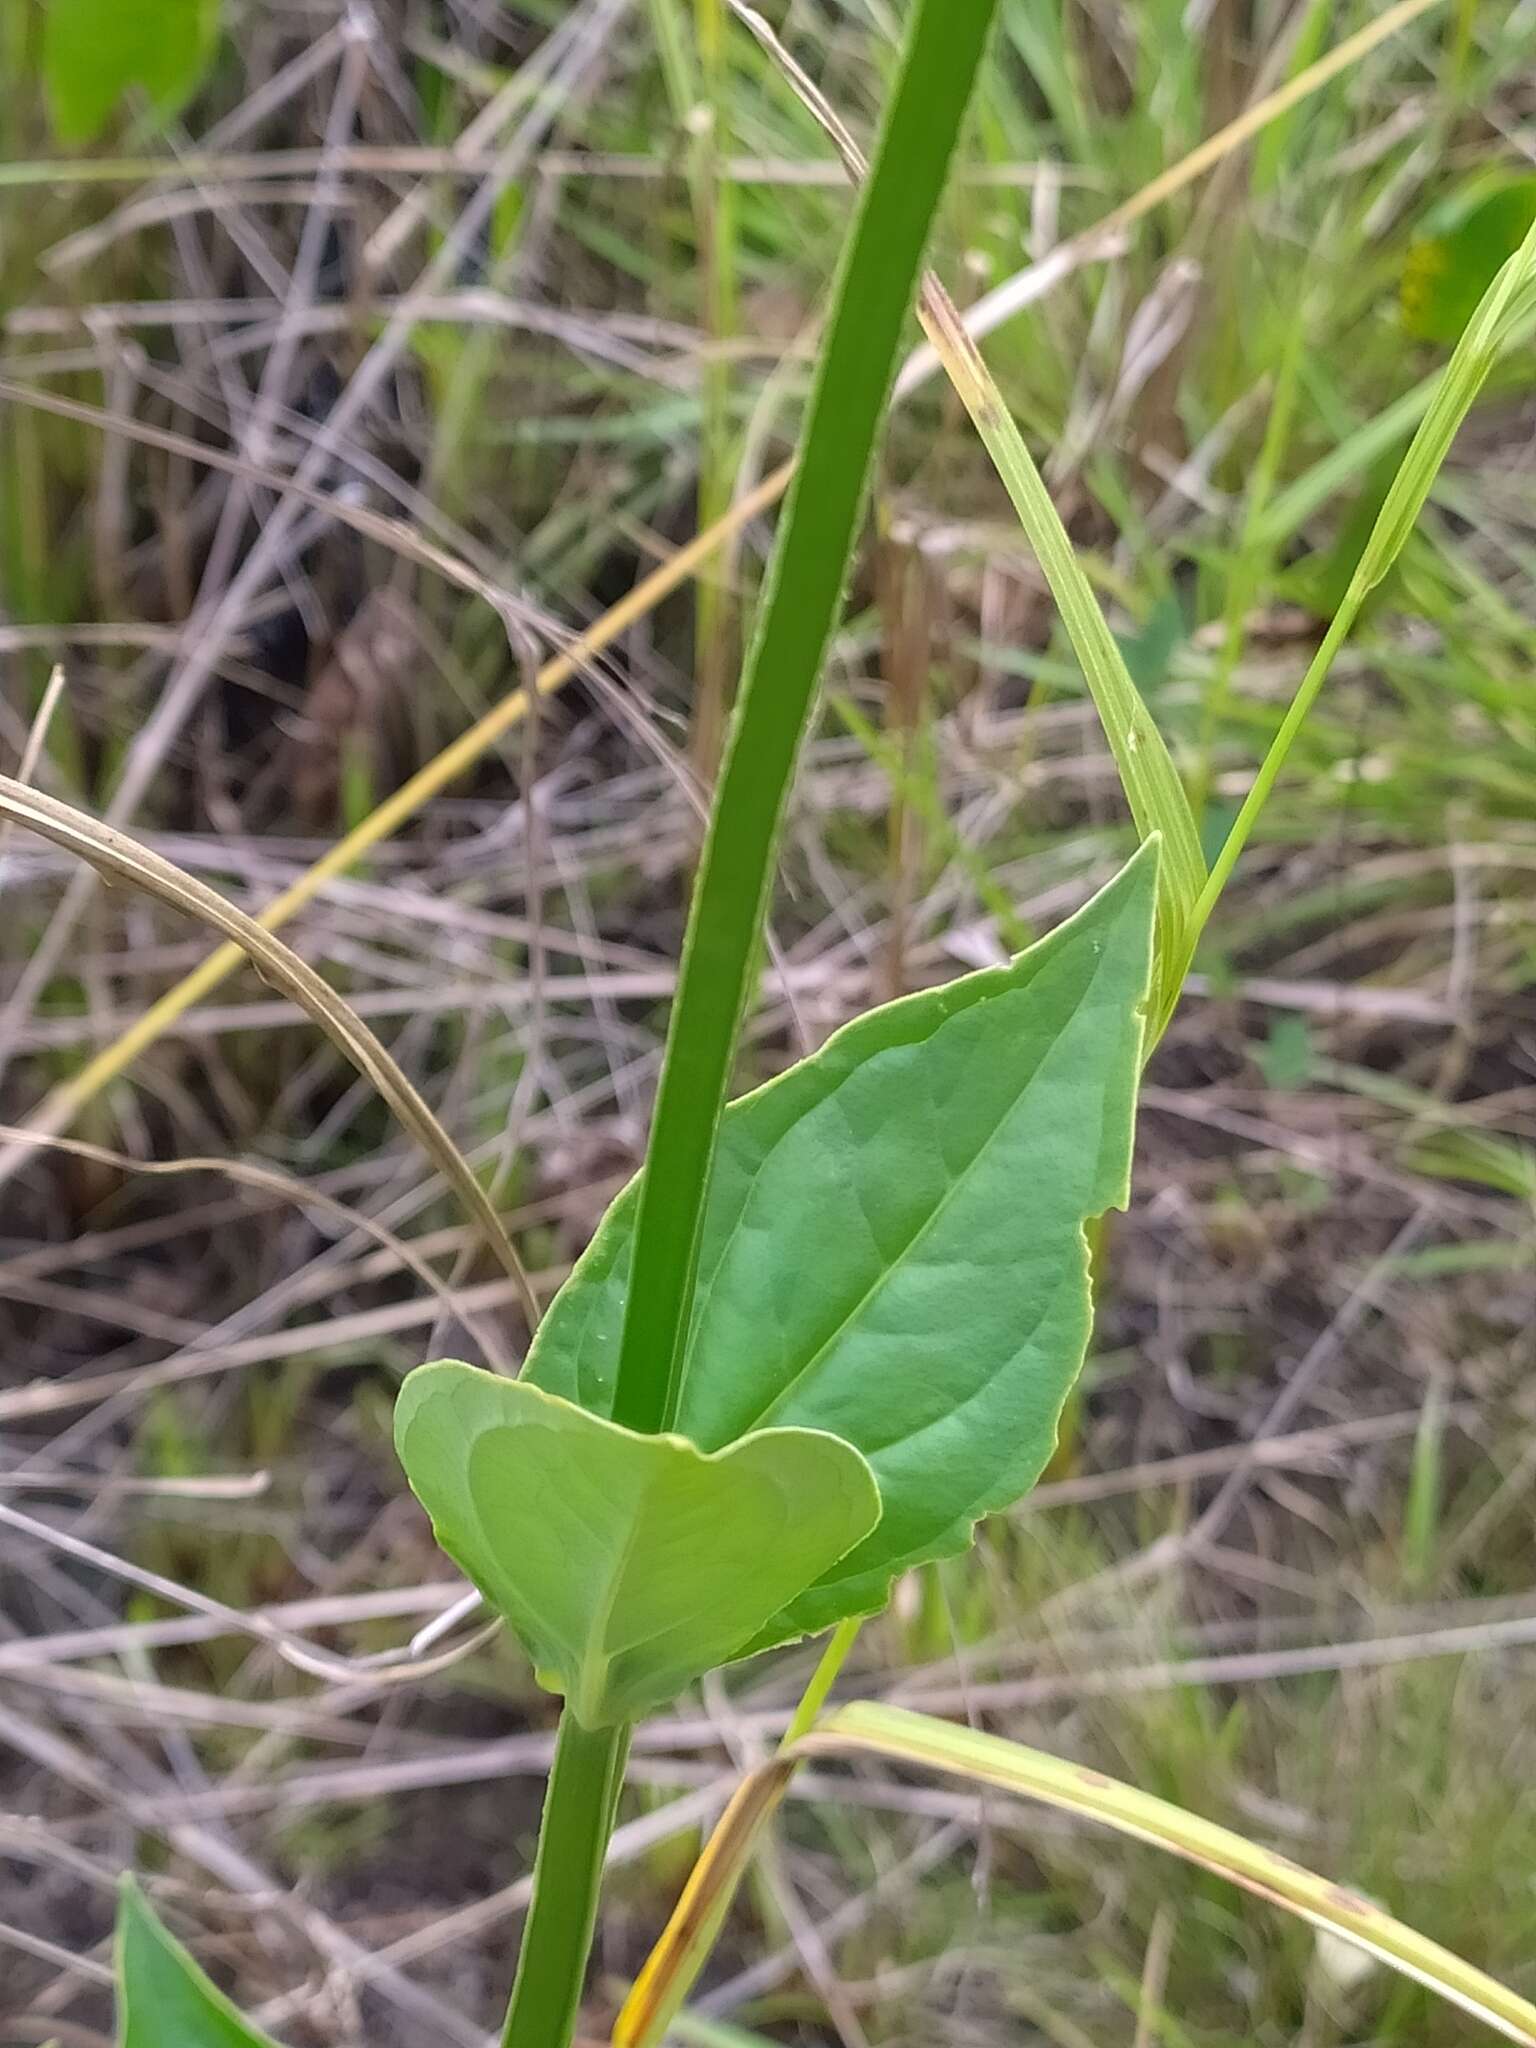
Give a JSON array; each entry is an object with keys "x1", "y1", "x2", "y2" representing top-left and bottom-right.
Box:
[
  {"x1": 0, "y1": 1121, "x2": 514, "y2": 1371},
  {"x1": 0, "y1": 1496, "x2": 497, "y2": 1687},
  {"x1": 0, "y1": 774, "x2": 539, "y2": 1331}
]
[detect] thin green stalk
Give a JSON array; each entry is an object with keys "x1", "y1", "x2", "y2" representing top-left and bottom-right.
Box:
[
  {"x1": 689, "y1": 0, "x2": 739, "y2": 779},
  {"x1": 1191, "y1": 261, "x2": 1312, "y2": 821},
  {"x1": 1191, "y1": 216, "x2": 1536, "y2": 948},
  {"x1": 609, "y1": 0, "x2": 1003, "y2": 1437},
  {"x1": 647, "y1": 0, "x2": 695, "y2": 112},
  {"x1": 1443, "y1": 0, "x2": 1477, "y2": 106},
  {"x1": 915, "y1": 278, "x2": 1204, "y2": 1024},
  {"x1": 501, "y1": 1714, "x2": 631, "y2": 2048},
  {"x1": 781, "y1": 1619, "x2": 863, "y2": 1750},
  {"x1": 500, "y1": 14, "x2": 999, "y2": 2040}
]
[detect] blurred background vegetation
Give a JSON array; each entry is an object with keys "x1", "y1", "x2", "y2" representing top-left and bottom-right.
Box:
[{"x1": 2, "y1": 2, "x2": 1535, "y2": 2044}]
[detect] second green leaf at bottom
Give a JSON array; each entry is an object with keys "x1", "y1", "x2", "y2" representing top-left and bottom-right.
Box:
[{"x1": 395, "y1": 1366, "x2": 880, "y2": 1728}]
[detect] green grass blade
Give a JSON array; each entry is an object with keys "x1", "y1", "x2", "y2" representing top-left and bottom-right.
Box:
[
  {"x1": 728, "y1": 5, "x2": 1204, "y2": 1027},
  {"x1": 1192, "y1": 215, "x2": 1536, "y2": 945},
  {"x1": 921, "y1": 281, "x2": 1206, "y2": 1025},
  {"x1": 609, "y1": 0, "x2": 1004, "y2": 1436}
]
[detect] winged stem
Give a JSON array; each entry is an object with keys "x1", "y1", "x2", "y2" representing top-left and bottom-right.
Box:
[
  {"x1": 501, "y1": 1719, "x2": 632, "y2": 2048},
  {"x1": 495, "y1": 3, "x2": 1002, "y2": 2042}
]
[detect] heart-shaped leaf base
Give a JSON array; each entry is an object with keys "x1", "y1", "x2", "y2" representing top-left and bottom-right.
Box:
[
  {"x1": 395, "y1": 1364, "x2": 880, "y2": 1727},
  {"x1": 526, "y1": 846, "x2": 1158, "y2": 1638}
]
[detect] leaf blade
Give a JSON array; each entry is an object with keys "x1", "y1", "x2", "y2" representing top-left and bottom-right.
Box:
[
  {"x1": 1402, "y1": 175, "x2": 1536, "y2": 344},
  {"x1": 394, "y1": 1366, "x2": 880, "y2": 1728},
  {"x1": 529, "y1": 846, "x2": 1157, "y2": 1638},
  {"x1": 116, "y1": 1876, "x2": 283, "y2": 2048},
  {"x1": 44, "y1": 0, "x2": 221, "y2": 144}
]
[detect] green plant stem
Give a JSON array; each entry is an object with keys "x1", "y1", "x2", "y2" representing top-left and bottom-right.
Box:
[
  {"x1": 781, "y1": 1618, "x2": 862, "y2": 1749},
  {"x1": 1190, "y1": 252, "x2": 1312, "y2": 822},
  {"x1": 1444, "y1": 0, "x2": 1476, "y2": 105},
  {"x1": 1191, "y1": 224, "x2": 1536, "y2": 949},
  {"x1": 501, "y1": 1712, "x2": 632, "y2": 2048},
  {"x1": 689, "y1": 0, "x2": 738, "y2": 780},
  {"x1": 609, "y1": 0, "x2": 1003, "y2": 1438}
]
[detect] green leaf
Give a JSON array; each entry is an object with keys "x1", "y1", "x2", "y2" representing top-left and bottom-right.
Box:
[
  {"x1": 116, "y1": 1875, "x2": 284, "y2": 2048},
  {"x1": 1258, "y1": 1012, "x2": 1313, "y2": 1093},
  {"x1": 43, "y1": 0, "x2": 221, "y2": 144},
  {"x1": 527, "y1": 845, "x2": 1157, "y2": 1639},
  {"x1": 394, "y1": 1366, "x2": 880, "y2": 1728}
]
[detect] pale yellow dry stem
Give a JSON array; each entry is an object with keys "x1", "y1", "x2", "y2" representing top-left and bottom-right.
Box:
[
  {"x1": 0, "y1": 463, "x2": 792, "y2": 1181},
  {"x1": 615, "y1": 1702, "x2": 1536, "y2": 2048},
  {"x1": 897, "y1": 0, "x2": 1445, "y2": 393},
  {"x1": 0, "y1": 1120, "x2": 509, "y2": 1363}
]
